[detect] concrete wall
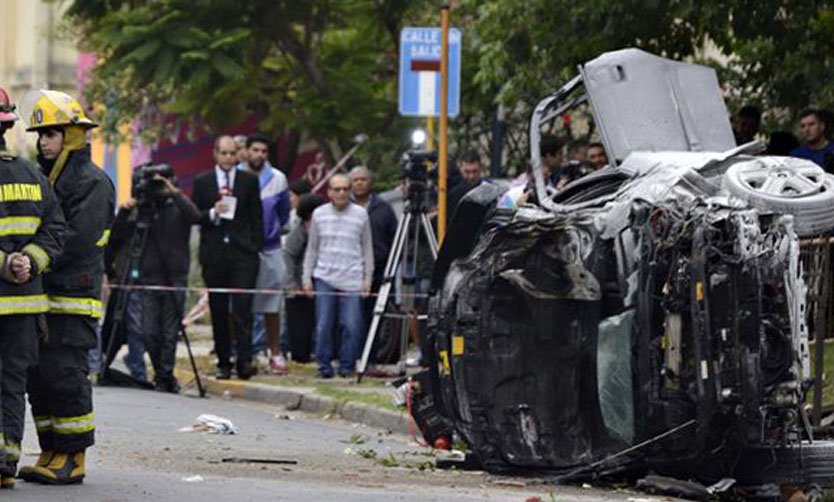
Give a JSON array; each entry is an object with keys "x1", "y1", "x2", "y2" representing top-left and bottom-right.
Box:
[{"x1": 0, "y1": 0, "x2": 78, "y2": 154}]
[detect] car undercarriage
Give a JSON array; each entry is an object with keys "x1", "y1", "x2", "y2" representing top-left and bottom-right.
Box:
[{"x1": 424, "y1": 49, "x2": 834, "y2": 492}]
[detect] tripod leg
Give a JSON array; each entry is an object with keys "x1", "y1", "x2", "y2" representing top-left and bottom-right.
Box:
[
  {"x1": 179, "y1": 325, "x2": 206, "y2": 398},
  {"x1": 356, "y1": 213, "x2": 412, "y2": 381},
  {"x1": 420, "y1": 213, "x2": 439, "y2": 259},
  {"x1": 398, "y1": 212, "x2": 421, "y2": 374}
]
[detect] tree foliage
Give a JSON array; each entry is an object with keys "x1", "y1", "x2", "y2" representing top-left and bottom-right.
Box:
[
  {"x1": 66, "y1": 0, "x2": 834, "y2": 178},
  {"x1": 454, "y1": 0, "x2": 834, "y2": 172},
  {"x1": 65, "y1": 0, "x2": 439, "y2": 173}
]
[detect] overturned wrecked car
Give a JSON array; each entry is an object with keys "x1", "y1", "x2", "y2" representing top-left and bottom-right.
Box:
[{"x1": 426, "y1": 49, "x2": 834, "y2": 488}]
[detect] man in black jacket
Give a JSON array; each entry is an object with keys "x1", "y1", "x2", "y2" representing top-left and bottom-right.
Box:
[
  {"x1": 20, "y1": 89, "x2": 115, "y2": 486},
  {"x1": 108, "y1": 167, "x2": 200, "y2": 392},
  {"x1": 0, "y1": 86, "x2": 66, "y2": 489},
  {"x1": 192, "y1": 135, "x2": 264, "y2": 380},
  {"x1": 348, "y1": 166, "x2": 397, "y2": 330}
]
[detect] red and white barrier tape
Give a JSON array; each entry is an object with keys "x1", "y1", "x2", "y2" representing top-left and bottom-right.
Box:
[{"x1": 104, "y1": 283, "x2": 430, "y2": 299}]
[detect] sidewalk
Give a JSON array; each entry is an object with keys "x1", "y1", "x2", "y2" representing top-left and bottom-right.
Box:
[{"x1": 170, "y1": 327, "x2": 414, "y2": 435}]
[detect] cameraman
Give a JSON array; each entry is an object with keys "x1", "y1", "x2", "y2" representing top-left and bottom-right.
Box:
[{"x1": 109, "y1": 168, "x2": 200, "y2": 392}]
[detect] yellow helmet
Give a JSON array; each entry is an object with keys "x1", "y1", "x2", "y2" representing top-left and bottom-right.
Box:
[{"x1": 21, "y1": 90, "x2": 97, "y2": 132}]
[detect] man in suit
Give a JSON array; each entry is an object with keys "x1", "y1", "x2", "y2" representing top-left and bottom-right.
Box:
[{"x1": 192, "y1": 135, "x2": 264, "y2": 380}]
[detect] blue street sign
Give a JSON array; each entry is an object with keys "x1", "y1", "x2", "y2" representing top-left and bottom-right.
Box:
[{"x1": 398, "y1": 27, "x2": 461, "y2": 117}]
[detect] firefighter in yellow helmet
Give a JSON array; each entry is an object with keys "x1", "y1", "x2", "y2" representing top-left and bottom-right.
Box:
[
  {"x1": 0, "y1": 86, "x2": 66, "y2": 489},
  {"x1": 17, "y1": 90, "x2": 114, "y2": 485}
]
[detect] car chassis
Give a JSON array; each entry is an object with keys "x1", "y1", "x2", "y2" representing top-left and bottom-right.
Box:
[{"x1": 427, "y1": 49, "x2": 834, "y2": 487}]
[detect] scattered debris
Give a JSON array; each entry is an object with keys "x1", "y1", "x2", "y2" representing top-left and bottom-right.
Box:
[
  {"x1": 492, "y1": 480, "x2": 527, "y2": 488},
  {"x1": 706, "y1": 478, "x2": 736, "y2": 494},
  {"x1": 636, "y1": 474, "x2": 710, "y2": 500},
  {"x1": 221, "y1": 457, "x2": 298, "y2": 465},
  {"x1": 178, "y1": 414, "x2": 239, "y2": 434},
  {"x1": 181, "y1": 475, "x2": 204, "y2": 483},
  {"x1": 273, "y1": 413, "x2": 293, "y2": 420},
  {"x1": 435, "y1": 450, "x2": 481, "y2": 471},
  {"x1": 356, "y1": 449, "x2": 378, "y2": 459},
  {"x1": 379, "y1": 452, "x2": 399, "y2": 468},
  {"x1": 392, "y1": 381, "x2": 409, "y2": 407},
  {"x1": 342, "y1": 434, "x2": 367, "y2": 445}
]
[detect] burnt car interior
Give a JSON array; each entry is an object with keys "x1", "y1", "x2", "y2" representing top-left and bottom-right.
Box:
[{"x1": 422, "y1": 49, "x2": 834, "y2": 494}]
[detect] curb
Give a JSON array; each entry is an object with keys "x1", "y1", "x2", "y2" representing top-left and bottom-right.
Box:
[{"x1": 173, "y1": 368, "x2": 411, "y2": 435}]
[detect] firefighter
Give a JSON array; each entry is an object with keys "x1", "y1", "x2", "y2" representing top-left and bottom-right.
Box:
[
  {"x1": 0, "y1": 86, "x2": 66, "y2": 489},
  {"x1": 17, "y1": 90, "x2": 114, "y2": 485}
]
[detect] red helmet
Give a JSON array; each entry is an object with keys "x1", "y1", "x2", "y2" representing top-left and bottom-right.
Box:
[{"x1": 0, "y1": 86, "x2": 18, "y2": 123}]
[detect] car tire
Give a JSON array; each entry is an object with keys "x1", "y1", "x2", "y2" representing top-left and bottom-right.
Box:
[
  {"x1": 733, "y1": 441, "x2": 834, "y2": 487},
  {"x1": 722, "y1": 158, "x2": 834, "y2": 236}
]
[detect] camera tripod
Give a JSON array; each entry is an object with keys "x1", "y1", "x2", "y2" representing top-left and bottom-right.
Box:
[
  {"x1": 100, "y1": 194, "x2": 205, "y2": 397},
  {"x1": 356, "y1": 180, "x2": 438, "y2": 383}
]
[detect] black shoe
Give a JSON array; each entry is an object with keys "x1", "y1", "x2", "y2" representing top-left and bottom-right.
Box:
[
  {"x1": 216, "y1": 367, "x2": 232, "y2": 380},
  {"x1": 237, "y1": 365, "x2": 257, "y2": 381},
  {"x1": 337, "y1": 371, "x2": 353, "y2": 379},
  {"x1": 155, "y1": 379, "x2": 180, "y2": 394}
]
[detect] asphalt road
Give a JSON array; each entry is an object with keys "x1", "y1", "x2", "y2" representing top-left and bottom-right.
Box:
[{"x1": 9, "y1": 386, "x2": 667, "y2": 501}]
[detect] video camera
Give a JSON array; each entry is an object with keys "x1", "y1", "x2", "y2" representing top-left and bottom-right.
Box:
[
  {"x1": 133, "y1": 162, "x2": 175, "y2": 201},
  {"x1": 400, "y1": 149, "x2": 438, "y2": 184},
  {"x1": 399, "y1": 149, "x2": 438, "y2": 212}
]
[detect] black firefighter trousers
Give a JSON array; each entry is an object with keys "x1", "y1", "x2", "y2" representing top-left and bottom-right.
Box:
[
  {"x1": 0, "y1": 315, "x2": 37, "y2": 474},
  {"x1": 27, "y1": 314, "x2": 97, "y2": 454}
]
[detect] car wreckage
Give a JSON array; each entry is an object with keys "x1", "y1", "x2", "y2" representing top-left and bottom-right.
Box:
[{"x1": 424, "y1": 49, "x2": 834, "y2": 488}]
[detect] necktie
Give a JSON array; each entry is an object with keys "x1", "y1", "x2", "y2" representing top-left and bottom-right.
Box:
[{"x1": 224, "y1": 170, "x2": 231, "y2": 191}]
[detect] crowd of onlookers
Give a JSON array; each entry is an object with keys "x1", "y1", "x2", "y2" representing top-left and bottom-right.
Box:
[{"x1": 108, "y1": 102, "x2": 834, "y2": 388}]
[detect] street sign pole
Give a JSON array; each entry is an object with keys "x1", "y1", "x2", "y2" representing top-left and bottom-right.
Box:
[
  {"x1": 438, "y1": 6, "x2": 450, "y2": 244},
  {"x1": 426, "y1": 116, "x2": 435, "y2": 173}
]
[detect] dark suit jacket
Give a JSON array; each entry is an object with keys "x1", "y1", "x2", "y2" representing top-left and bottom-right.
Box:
[{"x1": 192, "y1": 168, "x2": 264, "y2": 266}]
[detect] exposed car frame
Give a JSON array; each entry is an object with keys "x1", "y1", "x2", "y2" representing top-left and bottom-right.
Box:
[{"x1": 427, "y1": 49, "x2": 834, "y2": 487}]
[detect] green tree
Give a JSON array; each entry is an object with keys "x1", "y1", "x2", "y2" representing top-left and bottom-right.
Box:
[
  {"x1": 67, "y1": 1, "x2": 834, "y2": 180},
  {"x1": 455, "y1": 1, "x2": 834, "y2": 172},
  {"x1": 65, "y1": 0, "x2": 438, "y2": 177}
]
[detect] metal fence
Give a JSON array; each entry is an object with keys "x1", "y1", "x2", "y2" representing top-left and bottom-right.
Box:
[{"x1": 799, "y1": 237, "x2": 832, "y2": 425}]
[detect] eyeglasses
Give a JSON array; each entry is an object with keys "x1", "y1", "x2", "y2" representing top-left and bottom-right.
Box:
[{"x1": 330, "y1": 187, "x2": 350, "y2": 192}]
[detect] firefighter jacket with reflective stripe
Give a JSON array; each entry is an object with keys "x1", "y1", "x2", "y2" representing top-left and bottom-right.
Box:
[
  {"x1": 38, "y1": 147, "x2": 114, "y2": 318},
  {"x1": 0, "y1": 142, "x2": 66, "y2": 314}
]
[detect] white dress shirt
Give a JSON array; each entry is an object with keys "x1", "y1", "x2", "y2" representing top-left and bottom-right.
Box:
[{"x1": 209, "y1": 165, "x2": 237, "y2": 224}]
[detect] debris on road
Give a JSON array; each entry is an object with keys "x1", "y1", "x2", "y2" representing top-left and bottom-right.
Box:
[
  {"x1": 178, "y1": 414, "x2": 239, "y2": 434},
  {"x1": 220, "y1": 457, "x2": 298, "y2": 465},
  {"x1": 181, "y1": 475, "x2": 204, "y2": 483}
]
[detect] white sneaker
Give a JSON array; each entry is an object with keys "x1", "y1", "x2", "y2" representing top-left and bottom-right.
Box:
[{"x1": 269, "y1": 354, "x2": 288, "y2": 374}]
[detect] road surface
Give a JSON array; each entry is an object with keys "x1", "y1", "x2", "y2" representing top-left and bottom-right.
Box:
[{"x1": 10, "y1": 386, "x2": 666, "y2": 501}]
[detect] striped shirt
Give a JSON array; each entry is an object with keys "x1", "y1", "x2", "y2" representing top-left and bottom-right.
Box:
[{"x1": 302, "y1": 202, "x2": 373, "y2": 292}]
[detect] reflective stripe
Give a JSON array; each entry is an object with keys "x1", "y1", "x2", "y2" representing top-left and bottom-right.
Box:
[
  {"x1": 34, "y1": 416, "x2": 52, "y2": 431},
  {"x1": 0, "y1": 434, "x2": 17, "y2": 461},
  {"x1": 95, "y1": 229, "x2": 110, "y2": 247},
  {"x1": 48, "y1": 296, "x2": 103, "y2": 318},
  {"x1": 52, "y1": 413, "x2": 95, "y2": 435},
  {"x1": 22, "y1": 243, "x2": 49, "y2": 271},
  {"x1": 4, "y1": 441, "x2": 20, "y2": 460},
  {"x1": 0, "y1": 294, "x2": 48, "y2": 314},
  {"x1": 0, "y1": 216, "x2": 40, "y2": 236}
]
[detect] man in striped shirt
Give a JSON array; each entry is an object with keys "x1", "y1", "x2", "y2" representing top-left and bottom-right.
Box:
[{"x1": 302, "y1": 174, "x2": 373, "y2": 378}]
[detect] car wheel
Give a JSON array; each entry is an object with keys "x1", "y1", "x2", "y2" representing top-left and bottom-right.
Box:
[{"x1": 722, "y1": 158, "x2": 834, "y2": 236}]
